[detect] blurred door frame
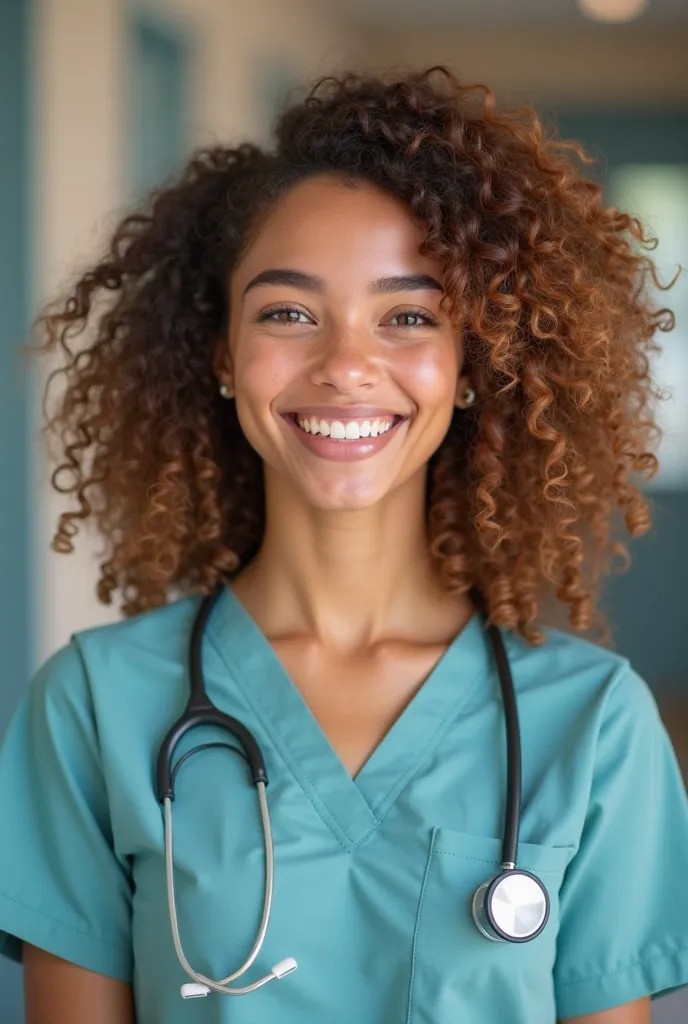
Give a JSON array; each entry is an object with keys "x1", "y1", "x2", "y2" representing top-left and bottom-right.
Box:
[
  {"x1": 0, "y1": 3, "x2": 33, "y2": 1019},
  {"x1": 126, "y1": 3, "x2": 194, "y2": 199},
  {"x1": 0, "y1": 3, "x2": 32, "y2": 721}
]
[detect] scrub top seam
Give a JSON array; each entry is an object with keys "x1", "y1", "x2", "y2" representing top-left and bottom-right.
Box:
[
  {"x1": 364, "y1": 696, "x2": 476, "y2": 823},
  {"x1": 405, "y1": 826, "x2": 438, "y2": 1024},
  {"x1": 0, "y1": 889, "x2": 130, "y2": 951},
  {"x1": 436, "y1": 850, "x2": 564, "y2": 873},
  {"x1": 206, "y1": 625, "x2": 376, "y2": 852},
  {"x1": 556, "y1": 942, "x2": 688, "y2": 989}
]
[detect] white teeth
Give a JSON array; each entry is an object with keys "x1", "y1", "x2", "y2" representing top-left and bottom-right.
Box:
[{"x1": 295, "y1": 416, "x2": 396, "y2": 439}]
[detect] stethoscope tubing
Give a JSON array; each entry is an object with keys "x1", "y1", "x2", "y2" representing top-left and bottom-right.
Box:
[
  {"x1": 486, "y1": 620, "x2": 521, "y2": 869},
  {"x1": 468, "y1": 588, "x2": 521, "y2": 870},
  {"x1": 163, "y1": 779, "x2": 277, "y2": 994}
]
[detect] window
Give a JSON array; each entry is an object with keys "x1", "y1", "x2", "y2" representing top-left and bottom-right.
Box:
[{"x1": 609, "y1": 165, "x2": 688, "y2": 490}]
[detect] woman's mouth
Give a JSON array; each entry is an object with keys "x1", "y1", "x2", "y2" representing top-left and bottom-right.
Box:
[{"x1": 282, "y1": 412, "x2": 408, "y2": 461}]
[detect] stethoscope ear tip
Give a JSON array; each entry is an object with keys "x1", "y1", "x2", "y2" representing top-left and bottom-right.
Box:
[
  {"x1": 271, "y1": 957, "x2": 298, "y2": 979},
  {"x1": 180, "y1": 982, "x2": 211, "y2": 999}
]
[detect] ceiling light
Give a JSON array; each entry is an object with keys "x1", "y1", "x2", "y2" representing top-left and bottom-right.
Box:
[{"x1": 578, "y1": 0, "x2": 649, "y2": 23}]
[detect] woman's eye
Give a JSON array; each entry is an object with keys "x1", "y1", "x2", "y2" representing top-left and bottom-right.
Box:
[
  {"x1": 256, "y1": 307, "x2": 312, "y2": 325},
  {"x1": 254, "y1": 307, "x2": 439, "y2": 328},
  {"x1": 388, "y1": 310, "x2": 439, "y2": 328}
]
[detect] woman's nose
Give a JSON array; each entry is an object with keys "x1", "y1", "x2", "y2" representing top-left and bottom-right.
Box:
[{"x1": 309, "y1": 327, "x2": 382, "y2": 392}]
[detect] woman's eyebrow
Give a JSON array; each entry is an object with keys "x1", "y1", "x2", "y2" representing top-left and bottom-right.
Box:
[{"x1": 241, "y1": 268, "x2": 445, "y2": 299}]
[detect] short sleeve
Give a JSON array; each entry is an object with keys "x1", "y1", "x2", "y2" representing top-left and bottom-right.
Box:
[
  {"x1": 554, "y1": 665, "x2": 688, "y2": 1018},
  {"x1": 0, "y1": 641, "x2": 133, "y2": 981}
]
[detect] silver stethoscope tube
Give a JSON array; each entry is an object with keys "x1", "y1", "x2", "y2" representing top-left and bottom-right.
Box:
[{"x1": 163, "y1": 782, "x2": 295, "y2": 998}]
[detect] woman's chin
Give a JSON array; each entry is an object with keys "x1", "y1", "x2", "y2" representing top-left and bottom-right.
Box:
[{"x1": 296, "y1": 475, "x2": 390, "y2": 513}]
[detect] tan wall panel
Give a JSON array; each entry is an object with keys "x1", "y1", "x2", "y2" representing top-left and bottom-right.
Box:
[{"x1": 367, "y1": 26, "x2": 688, "y2": 106}]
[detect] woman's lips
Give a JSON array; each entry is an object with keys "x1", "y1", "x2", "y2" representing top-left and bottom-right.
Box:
[{"x1": 283, "y1": 413, "x2": 408, "y2": 462}]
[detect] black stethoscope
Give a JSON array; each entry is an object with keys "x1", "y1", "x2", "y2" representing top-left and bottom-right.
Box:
[{"x1": 155, "y1": 584, "x2": 550, "y2": 1001}]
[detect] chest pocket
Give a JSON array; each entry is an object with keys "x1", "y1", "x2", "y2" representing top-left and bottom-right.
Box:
[{"x1": 407, "y1": 828, "x2": 573, "y2": 1024}]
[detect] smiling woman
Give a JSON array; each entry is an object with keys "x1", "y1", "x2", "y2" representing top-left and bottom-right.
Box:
[
  {"x1": 216, "y1": 176, "x2": 472, "y2": 511},
  {"x1": 29, "y1": 70, "x2": 668, "y2": 632},
  {"x1": 0, "y1": 66, "x2": 687, "y2": 1024}
]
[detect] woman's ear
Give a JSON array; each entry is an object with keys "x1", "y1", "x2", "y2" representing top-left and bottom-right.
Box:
[
  {"x1": 454, "y1": 372, "x2": 476, "y2": 410},
  {"x1": 213, "y1": 343, "x2": 235, "y2": 399}
]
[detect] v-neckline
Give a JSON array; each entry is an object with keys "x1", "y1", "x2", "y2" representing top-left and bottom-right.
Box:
[{"x1": 207, "y1": 585, "x2": 492, "y2": 850}]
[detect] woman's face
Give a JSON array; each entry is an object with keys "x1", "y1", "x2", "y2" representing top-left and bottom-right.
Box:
[{"x1": 223, "y1": 174, "x2": 470, "y2": 511}]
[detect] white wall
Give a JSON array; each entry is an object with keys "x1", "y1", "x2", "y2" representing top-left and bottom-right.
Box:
[
  {"x1": 34, "y1": 0, "x2": 365, "y2": 663},
  {"x1": 34, "y1": 0, "x2": 127, "y2": 665}
]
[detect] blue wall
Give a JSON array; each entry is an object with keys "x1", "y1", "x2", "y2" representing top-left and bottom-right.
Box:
[
  {"x1": 0, "y1": 2, "x2": 31, "y2": 707},
  {"x1": 127, "y1": 5, "x2": 193, "y2": 198},
  {"x1": 0, "y1": 1, "x2": 32, "y2": 1019}
]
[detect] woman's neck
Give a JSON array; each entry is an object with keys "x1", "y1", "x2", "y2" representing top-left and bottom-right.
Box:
[{"x1": 232, "y1": 466, "x2": 467, "y2": 651}]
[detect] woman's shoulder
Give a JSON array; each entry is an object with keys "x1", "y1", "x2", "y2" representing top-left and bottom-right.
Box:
[
  {"x1": 74, "y1": 591, "x2": 202, "y2": 660},
  {"x1": 506, "y1": 621, "x2": 662, "y2": 742},
  {"x1": 32, "y1": 593, "x2": 203, "y2": 712}
]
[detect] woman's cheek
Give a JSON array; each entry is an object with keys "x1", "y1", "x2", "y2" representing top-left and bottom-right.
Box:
[{"x1": 395, "y1": 345, "x2": 458, "y2": 409}]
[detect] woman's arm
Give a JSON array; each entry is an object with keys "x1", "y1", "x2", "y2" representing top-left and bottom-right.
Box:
[
  {"x1": 23, "y1": 944, "x2": 135, "y2": 1024},
  {"x1": 560, "y1": 996, "x2": 651, "y2": 1024}
]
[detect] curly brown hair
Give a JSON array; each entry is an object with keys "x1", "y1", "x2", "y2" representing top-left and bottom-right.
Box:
[{"x1": 38, "y1": 65, "x2": 673, "y2": 643}]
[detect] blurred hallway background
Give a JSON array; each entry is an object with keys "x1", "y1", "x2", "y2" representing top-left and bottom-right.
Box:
[{"x1": 1, "y1": 0, "x2": 686, "y2": 1020}]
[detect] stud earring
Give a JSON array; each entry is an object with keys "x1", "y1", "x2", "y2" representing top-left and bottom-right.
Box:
[
  {"x1": 461, "y1": 386, "x2": 476, "y2": 407},
  {"x1": 219, "y1": 382, "x2": 232, "y2": 399}
]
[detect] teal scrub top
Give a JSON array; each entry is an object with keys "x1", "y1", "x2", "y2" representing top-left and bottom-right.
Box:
[{"x1": 1, "y1": 586, "x2": 688, "y2": 1023}]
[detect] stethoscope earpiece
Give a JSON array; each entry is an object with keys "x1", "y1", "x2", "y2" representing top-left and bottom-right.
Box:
[
  {"x1": 472, "y1": 867, "x2": 549, "y2": 943},
  {"x1": 271, "y1": 957, "x2": 299, "y2": 979},
  {"x1": 181, "y1": 982, "x2": 211, "y2": 999},
  {"x1": 179, "y1": 959, "x2": 298, "y2": 999}
]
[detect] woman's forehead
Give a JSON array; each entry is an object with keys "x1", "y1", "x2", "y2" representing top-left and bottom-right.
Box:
[{"x1": 231, "y1": 177, "x2": 442, "y2": 295}]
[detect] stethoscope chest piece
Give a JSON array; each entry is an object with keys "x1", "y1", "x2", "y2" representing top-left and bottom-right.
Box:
[{"x1": 472, "y1": 868, "x2": 549, "y2": 943}]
